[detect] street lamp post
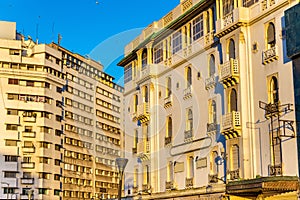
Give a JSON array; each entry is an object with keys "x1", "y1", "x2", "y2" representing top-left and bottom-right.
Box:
[
  {"x1": 1, "y1": 182, "x2": 10, "y2": 200},
  {"x1": 116, "y1": 158, "x2": 128, "y2": 200}
]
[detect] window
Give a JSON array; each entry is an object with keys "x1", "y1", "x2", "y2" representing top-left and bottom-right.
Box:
[
  {"x1": 231, "y1": 144, "x2": 240, "y2": 170},
  {"x1": 4, "y1": 155, "x2": 18, "y2": 162},
  {"x1": 166, "y1": 117, "x2": 172, "y2": 138},
  {"x1": 124, "y1": 63, "x2": 132, "y2": 84},
  {"x1": 134, "y1": 94, "x2": 138, "y2": 113},
  {"x1": 228, "y1": 39, "x2": 235, "y2": 59},
  {"x1": 38, "y1": 188, "x2": 49, "y2": 194},
  {"x1": 154, "y1": 43, "x2": 163, "y2": 64},
  {"x1": 172, "y1": 30, "x2": 182, "y2": 54},
  {"x1": 143, "y1": 86, "x2": 149, "y2": 103},
  {"x1": 186, "y1": 109, "x2": 193, "y2": 131},
  {"x1": 54, "y1": 189, "x2": 61, "y2": 196},
  {"x1": 166, "y1": 77, "x2": 172, "y2": 97},
  {"x1": 26, "y1": 81, "x2": 34, "y2": 87},
  {"x1": 270, "y1": 128, "x2": 282, "y2": 166},
  {"x1": 223, "y1": 0, "x2": 234, "y2": 15},
  {"x1": 5, "y1": 140, "x2": 17, "y2": 146},
  {"x1": 39, "y1": 172, "x2": 50, "y2": 179},
  {"x1": 4, "y1": 171, "x2": 17, "y2": 178},
  {"x1": 24, "y1": 141, "x2": 33, "y2": 147},
  {"x1": 229, "y1": 88, "x2": 237, "y2": 112},
  {"x1": 23, "y1": 172, "x2": 32, "y2": 178},
  {"x1": 7, "y1": 109, "x2": 18, "y2": 115},
  {"x1": 193, "y1": 14, "x2": 204, "y2": 41},
  {"x1": 142, "y1": 49, "x2": 147, "y2": 69},
  {"x1": 143, "y1": 165, "x2": 150, "y2": 185},
  {"x1": 267, "y1": 22, "x2": 276, "y2": 48},
  {"x1": 8, "y1": 78, "x2": 19, "y2": 85},
  {"x1": 269, "y1": 76, "x2": 279, "y2": 104},
  {"x1": 134, "y1": 168, "x2": 138, "y2": 187},
  {"x1": 134, "y1": 130, "x2": 138, "y2": 148},
  {"x1": 186, "y1": 66, "x2": 192, "y2": 87},
  {"x1": 6, "y1": 124, "x2": 18, "y2": 131},
  {"x1": 209, "y1": 55, "x2": 215, "y2": 77}
]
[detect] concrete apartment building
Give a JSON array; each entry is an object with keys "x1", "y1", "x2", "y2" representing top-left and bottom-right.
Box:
[
  {"x1": 118, "y1": 0, "x2": 299, "y2": 199},
  {"x1": 0, "y1": 21, "x2": 123, "y2": 200}
]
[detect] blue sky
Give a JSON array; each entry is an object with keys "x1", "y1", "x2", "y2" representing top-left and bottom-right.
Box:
[{"x1": 0, "y1": 0, "x2": 179, "y2": 85}]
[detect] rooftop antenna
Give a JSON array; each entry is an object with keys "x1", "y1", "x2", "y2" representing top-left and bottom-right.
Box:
[
  {"x1": 58, "y1": 34, "x2": 62, "y2": 46},
  {"x1": 36, "y1": 16, "x2": 40, "y2": 44}
]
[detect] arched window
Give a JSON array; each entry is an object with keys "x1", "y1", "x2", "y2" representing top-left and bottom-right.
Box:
[
  {"x1": 187, "y1": 109, "x2": 193, "y2": 131},
  {"x1": 186, "y1": 66, "x2": 192, "y2": 87},
  {"x1": 209, "y1": 100, "x2": 217, "y2": 124},
  {"x1": 209, "y1": 55, "x2": 215, "y2": 77},
  {"x1": 228, "y1": 39, "x2": 235, "y2": 59},
  {"x1": 142, "y1": 49, "x2": 147, "y2": 69},
  {"x1": 167, "y1": 117, "x2": 172, "y2": 138},
  {"x1": 267, "y1": 22, "x2": 276, "y2": 48},
  {"x1": 223, "y1": 0, "x2": 234, "y2": 16},
  {"x1": 166, "y1": 77, "x2": 172, "y2": 97},
  {"x1": 229, "y1": 88, "x2": 237, "y2": 112},
  {"x1": 270, "y1": 76, "x2": 279, "y2": 104},
  {"x1": 211, "y1": 151, "x2": 218, "y2": 174},
  {"x1": 231, "y1": 144, "x2": 240, "y2": 170}
]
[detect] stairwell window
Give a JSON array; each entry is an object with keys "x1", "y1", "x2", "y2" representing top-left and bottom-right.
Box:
[
  {"x1": 186, "y1": 66, "x2": 192, "y2": 88},
  {"x1": 166, "y1": 77, "x2": 172, "y2": 97},
  {"x1": 228, "y1": 39, "x2": 236, "y2": 59},
  {"x1": 166, "y1": 117, "x2": 173, "y2": 138},
  {"x1": 209, "y1": 54, "x2": 216, "y2": 77},
  {"x1": 167, "y1": 161, "x2": 174, "y2": 182},
  {"x1": 269, "y1": 76, "x2": 279, "y2": 104},
  {"x1": 209, "y1": 100, "x2": 217, "y2": 124},
  {"x1": 231, "y1": 144, "x2": 240, "y2": 170},
  {"x1": 187, "y1": 156, "x2": 194, "y2": 178},
  {"x1": 186, "y1": 109, "x2": 193, "y2": 131},
  {"x1": 229, "y1": 88, "x2": 238, "y2": 112},
  {"x1": 210, "y1": 151, "x2": 218, "y2": 174}
]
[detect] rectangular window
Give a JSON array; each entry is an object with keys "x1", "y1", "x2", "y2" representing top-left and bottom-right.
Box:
[
  {"x1": 8, "y1": 78, "x2": 19, "y2": 85},
  {"x1": 193, "y1": 14, "x2": 204, "y2": 41},
  {"x1": 5, "y1": 140, "x2": 17, "y2": 146},
  {"x1": 4, "y1": 171, "x2": 17, "y2": 178},
  {"x1": 4, "y1": 155, "x2": 18, "y2": 162},
  {"x1": 124, "y1": 63, "x2": 132, "y2": 84},
  {"x1": 172, "y1": 30, "x2": 182, "y2": 54},
  {"x1": 6, "y1": 124, "x2": 18, "y2": 131},
  {"x1": 7, "y1": 109, "x2": 18, "y2": 115},
  {"x1": 154, "y1": 42, "x2": 163, "y2": 64}
]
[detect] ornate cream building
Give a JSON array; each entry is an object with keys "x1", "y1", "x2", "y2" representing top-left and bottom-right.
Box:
[
  {"x1": 118, "y1": 0, "x2": 299, "y2": 199},
  {"x1": 0, "y1": 21, "x2": 123, "y2": 200}
]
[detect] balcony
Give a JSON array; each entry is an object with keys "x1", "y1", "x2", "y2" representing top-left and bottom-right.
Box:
[
  {"x1": 184, "y1": 130, "x2": 193, "y2": 142},
  {"x1": 166, "y1": 181, "x2": 175, "y2": 190},
  {"x1": 183, "y1": 86, "x2": 192, "y2": 99},
  {"x1": 22, "y1": 131, "x2": 36, "y2": 138},
  {"x1": 219, "y1": 58, "x2": 239, "y2": 88},
  {"x1": 22, "y1": 147, "x2": 35, "y2": 153},
  {"x1": 208, "y1": 174, "x2": 218, "y2": 183},
  {"x1": 137, "y1": 103, "x2": 149, "y2": 123},
  {"x1": 269, "y1": 164, "x2": 282, "y2": 176},
  {"x1": 228, "y1": 169, "x2": 240, "y2": 180},
  {"x1": 205, "y1": 76, "x2": 216, "y2": 90},
  {"x1": 164, "y1": 95, "x2": 173, "y2": 108},
  {"x1": 21, "y1": 162, "x2": 35, "y2": 169},
  {"x1": 137, "y1": 64, "x2": 159, "y2": 82},
  {"x1": 216, "y1": 7, "x2": 249, "y2": 37},
  {"x1": 207, "y1": 123, "x2": 217, "y2": 135},
  {"x1": 23, "y1": 116, "x2": 36, "y2": 123},
  {"x1": 221, "y1": 111, "x2": 241, "y2": 139},
  {"x1": 137, "y1": 141, "x2": 150, "y2": 161},
  {"x1": 262, "y1": 46, "x2": 278, "y2": 65},
  {"x1": 185, "y1": 177, "x2": 194, "y2": 188},
  {"x1": 165, "y1": 136, "x2": 172, "y2": 146},
  {"x1": 21, "y1": 178, "x2": 34, "y2": 184}
]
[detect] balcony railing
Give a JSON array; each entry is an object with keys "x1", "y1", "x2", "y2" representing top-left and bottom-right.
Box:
[
  {"x1": 207, "y1": 123, "x2": 217, "y2": 135},
  {"x1": 205, "y1": 76, "x2": 216, "y2": 90},
  {"x1": 166, "y1": 181, "x2": 175, "y2": 190},
  {"x1": 221, "y1": 111, "x2": 241, "y2": 138},
  {"x1": 164, "y1": 94, "x2": 173, "y2": 107},
  {"x1": 137, "y1": 103, "x2": 149, "y2": 123},
  {"x1": 208, "y1": 174, "x2": 218, "y2": 183},
  {"x1": 21, "y1": 162, "x2": 35, "y2": 169},
  {"x1": 184, "y1": 130, "x2": 193, "y2": 141},
  {"x1": 22, "y1": 147, "x2": 35, "y2": 153},
  {"x1": 21, "y1": 178, "x2": 34, "y2": 184},
  {"x1": 22, "y1": 131, "x2": 36, "y2": 138},
  {"x1": 23, "y1": 116, "x2": 36, "y2": 123},
  {"x1": 228, "y1": 169, "x2": 240, "y2": 180},
  {"x1": 262, "y1": 46, "x2": 278, "y2": 64},
  {"x1": 219, "y1": 58, "x2": 239, "y2": 87},
  {"x1": 185, "y1": 177, "x2": 194, "y2": 188},
  {"x1": 269, "y1": 164, "x2": 282, "y2": 176},
  {"x1": 183, "y1": 86, "x2": 192, "y2": 99},
  {"x1": 165, "y1": 136, "x2": 172, "y2": 146}
]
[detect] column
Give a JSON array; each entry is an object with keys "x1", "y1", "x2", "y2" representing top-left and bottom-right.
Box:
[
  {"x1": 186, "y1": 23, "x2": 191, "y2": 46},
  {"x1": 146, "y1": 41, "x2": 154, "y2": 65}
]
